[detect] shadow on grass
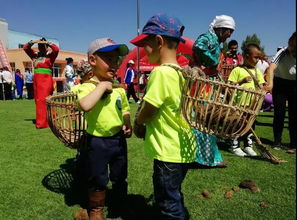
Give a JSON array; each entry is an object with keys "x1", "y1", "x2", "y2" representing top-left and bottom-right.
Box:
[
  {"x1": 24, "y1": 118, "x2": 36, "y2": 124},
  {"x1": 255, "y1": 121, "x2": 288, "y2": 128},
  {"x1": 257, "y1": 113, "x2": 288, "y2": 118},
  {"x1": 42, "y1": 158, "x2": 161, "y2": 220},
  {"x1": 215, "y1": 139, "x2": 284, "y2": 164},
  {"x1": 41, "y1": 158, "x2": 88, "y2": 208}
]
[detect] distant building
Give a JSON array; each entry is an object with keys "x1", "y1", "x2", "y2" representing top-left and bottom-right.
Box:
[{"x1": 0, "y1": 18, "x2": 86, "y2": 91}]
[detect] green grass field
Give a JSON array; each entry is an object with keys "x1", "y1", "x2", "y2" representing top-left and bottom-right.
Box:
[{"x1": 0, "y1": 100, "x2": 295, "y2": 220}]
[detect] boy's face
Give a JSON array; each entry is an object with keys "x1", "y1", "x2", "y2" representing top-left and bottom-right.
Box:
[
  {"x1": 245, "y1": 47, "x2": 261, "y2": 67},
  {"x1": 142, "y1": 35, "x2": 161, "y2": 64},
  {"x1": 88, "y1": 50, "x2": 120, "y2": 81}
]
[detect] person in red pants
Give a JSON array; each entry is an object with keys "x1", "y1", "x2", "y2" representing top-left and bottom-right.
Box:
[{"x1": 23, "y1": 38, "x2": 59, "y2": 128}]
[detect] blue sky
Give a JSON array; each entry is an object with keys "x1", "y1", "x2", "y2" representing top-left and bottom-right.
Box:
[{"x1": 1, "y1": 0, "x2": 295, "y2": 56}]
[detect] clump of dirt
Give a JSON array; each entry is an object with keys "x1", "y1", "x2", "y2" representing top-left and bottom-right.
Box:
[
  {"x1": 224, "y1": 190, "x2": 234, "y2": 199},
  {"x1": 232, "y1": 186, "x2": 240, "y2": 192},
  {"x1": 287, "y1": 149, "x2": 296, "y2": 154},
  {"x1": 239, "y1": 179, "x2": 260, "y2": 193},
  {"x1": 198, "y1": 189, "x2": 212, "y2": 199},
  {"x1": 197, "y1": 194, "x2": 204, "y2": 199},
  {"x1": 202, "y1": 189, "x2": 212, "y2": 198},
  {"x1": 259, "y1": 202, "x2": 269, "y2": 208}
]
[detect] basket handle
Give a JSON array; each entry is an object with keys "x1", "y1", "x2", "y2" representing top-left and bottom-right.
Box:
[{"x1": 243, "y1": 67, "x2": 261, "y2": 90}]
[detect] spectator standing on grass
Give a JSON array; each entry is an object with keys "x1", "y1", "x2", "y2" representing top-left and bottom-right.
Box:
[
  {"x1": 14, "y1": 69, "x2": 24, "y2": 99},
  {"x1": 138, "y1": 71, "x2": 147, "y2": 93},
  {"x1": 2, "y1": 66, "x2": 13, "y2": 100},
  {"x1": 219, "y1": 39, "x2": 243, "y2": 81},
  {"x1": 256, "y1": 55, "x2": 270, "y2": 77},
  {"x1": 70, "y1": 59, "x2": 93, "y2": 94},
  {"x1": 256, "y1": 55, "x2": 273, "y2": 112},
  {"x1": 131, "y1": 13, "x2": 196, "y2": 220},
  {"x1": 124, "y1": 60, "x2": 140, "y2": 103},
  {"x1": 64, "y1": 57, "x2": 76, "y2": 92},
  {"x1": 23, "y1": 38, "x2": 59, "y2": 128},
  {"x1": 0, "y1": 68, "x2": 3, "y2": 100},
  {"x1": 24, "y1": 68, "x2": 34, "y2": 99},
  {"x1": 266, "y1": 32, "x2": 296, "y2": 151}
]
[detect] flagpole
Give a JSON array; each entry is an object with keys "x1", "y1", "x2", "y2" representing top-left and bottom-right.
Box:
[{"x1": 136, "y1": 0, "x2": 140, "y2": 97}]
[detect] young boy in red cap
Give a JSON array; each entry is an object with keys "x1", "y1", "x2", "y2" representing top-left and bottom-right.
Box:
[
  {"x1": 75, "y1": 38, "x2": 131, "y2": 220},
  {"x1": 131, "y1": 13, "x2": 196, "y2": 220}
]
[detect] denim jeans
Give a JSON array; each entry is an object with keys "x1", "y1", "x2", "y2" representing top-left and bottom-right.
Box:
[
  {"x1": 85, "y1": 131, "x2": 128, "y2": 191},
  {"x1": 153, "y1": 159, "x2": 189, "y2": 220}
]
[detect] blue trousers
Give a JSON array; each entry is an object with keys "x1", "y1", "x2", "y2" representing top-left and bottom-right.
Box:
[
  {"x1": 153, "y1": 159, "x2": 189, "y2": 220},
  {"x1": 84, "y1": 131, "x2": 128, "y2": 191}
]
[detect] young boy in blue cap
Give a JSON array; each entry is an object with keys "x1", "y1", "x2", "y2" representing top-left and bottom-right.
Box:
[
  {"x1": 131, "y1": 13, "x2": 196, "y2": 220},
  {"x1": 75, "y1": 38, "x2": 131, "y2": 220}
]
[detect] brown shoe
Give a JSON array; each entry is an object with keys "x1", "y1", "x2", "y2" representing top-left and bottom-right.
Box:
[
  {"x1": 73, "y1": 208, "x2": 89, "y2": 220},
  {"x1": 88, "y1": 190, "x2": 106, "y2": 220}
]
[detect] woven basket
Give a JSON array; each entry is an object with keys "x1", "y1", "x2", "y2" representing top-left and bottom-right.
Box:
[
  {"x1": 181, "y1": 67, "x2": 266, "y2": 139},
  {"x1": 46, "y1": 93, "x2": 86, "y2": 149}
]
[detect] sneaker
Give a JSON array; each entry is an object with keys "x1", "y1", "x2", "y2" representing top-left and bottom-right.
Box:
[
  {"x1": 230, "y1": 148, "x2": 247, "y2": 157},
  {"x1": 272, "y1": 143, "x2": 284, "y2": 150},
  {"x1": 243, "y1": 147, "x2": 257, "y2": 156}
]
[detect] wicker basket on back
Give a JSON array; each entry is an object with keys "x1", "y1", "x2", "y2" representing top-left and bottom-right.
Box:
[
  {"x1": 46, "y1": 93, "x2": 86, "y2": 149},
  {"x1": 180, "y1": 66, "x2": 285, "y2": 164},
  {"x1": 181, "y1": 66, "x2": 266, "y2": 139}
]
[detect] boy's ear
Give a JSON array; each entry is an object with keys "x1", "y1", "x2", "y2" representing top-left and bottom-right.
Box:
[
  {"x1": 156, "y1": 35, "x2": 164, "y2": 47},
  {"x1": 88, "y1": 55, "x2": 96, "y2": 66}
]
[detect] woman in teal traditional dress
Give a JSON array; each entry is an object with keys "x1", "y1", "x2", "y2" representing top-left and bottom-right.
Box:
[{"x1": 192, "y1": 15, "x2": 236, "y2": 167}]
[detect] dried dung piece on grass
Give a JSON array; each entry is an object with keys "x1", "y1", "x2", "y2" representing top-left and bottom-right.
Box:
[
  {"x1": 224, "y1": 190, "x2": 234, "y2": 199},
  {"x1": 197, "y1": 194, "x2": 204, "y2": 199},
  {"x1": 239, "y1": 179, "x2": 260, "y2": 193},
  {"x1": 259, "y1": 202, "x2": 269, "y2": 208},
  {"x1": 232, "y1": 186, "x2": 240, "y2": 192},
  {"x1": 201, "y1": 189, "x2": 212, "y2": 198},
  {"x1": 287, "y1": 149, "x2": 296, "y2": 154}
]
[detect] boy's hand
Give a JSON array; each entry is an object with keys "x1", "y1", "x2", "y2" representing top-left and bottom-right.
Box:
[
  {"x1": 263, "y1": 82, "x2": 273, "y2": 93},
  {"x1": 122, "y1": 123, "x2": 132, "y2": 138},
  {"x1": 100, "y1": 81, "x2": 113, "y2": 93},
  {"x1": 240, "y1": 76, "x2": 252, "y2": 84}
]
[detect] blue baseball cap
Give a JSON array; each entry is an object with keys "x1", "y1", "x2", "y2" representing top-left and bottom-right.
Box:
[
  {"x1": 130, "y1": 13, "x2": 185, "y2": 47},
  {"x1": 88, "y1": 38, "x2": 129, "y2": 56}
]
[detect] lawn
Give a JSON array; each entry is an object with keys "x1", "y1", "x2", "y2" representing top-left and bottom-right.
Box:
[{"x1": 0, "y1": 100, "x2": 295, "y2": 220}]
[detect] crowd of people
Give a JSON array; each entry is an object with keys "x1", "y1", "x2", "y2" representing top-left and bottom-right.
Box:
[{"x1": 0, "y1": 12, "x2": 295, "y2": 220}]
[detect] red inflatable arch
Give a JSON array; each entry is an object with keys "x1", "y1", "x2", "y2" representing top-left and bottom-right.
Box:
[{"x1": 117, "y1": 36, "x2": 194, "y2": 81}]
